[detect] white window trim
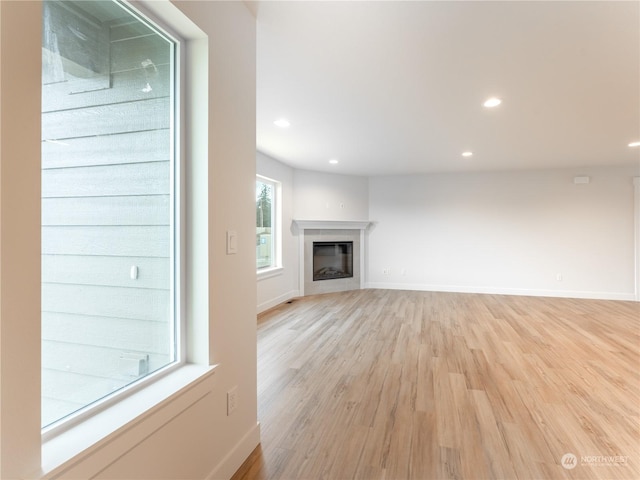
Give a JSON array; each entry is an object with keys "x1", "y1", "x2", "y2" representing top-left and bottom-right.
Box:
[
  {"x1": 38, "y1": 1, "x2": 213, "y2": 474},
  {"x1": 256, "y1": 174, "x2": 282, "y2": 272},
  {"x1": 41, "y1": 364, "x2": 216, "y2": 475},
  {"x1": 41, "y1": 0, "x2": 184, "y2": 436},
  {"x1": 257, "y1": 265, "x2": 284, "y2": 281},
  {"x1": 0, "y1": 0, "x2": 216, "y2": 476}
]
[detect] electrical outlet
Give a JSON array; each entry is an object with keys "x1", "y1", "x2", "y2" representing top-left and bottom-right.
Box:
[{"x1": 227, "y1": 387, "x2": 238, "y2": 416}]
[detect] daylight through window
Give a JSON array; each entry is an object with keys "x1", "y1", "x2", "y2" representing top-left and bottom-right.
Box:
[
  {"x1": 41, "y1": 0, "x2": 178, "y2": 428},
  {"x1": 256, "y1": 177, "x2": 277, "y2": 270}
]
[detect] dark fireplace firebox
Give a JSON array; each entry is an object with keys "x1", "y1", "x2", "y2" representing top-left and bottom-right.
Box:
[{"x1": 313, "y1": 241, "x2": 353, "y2": 281}]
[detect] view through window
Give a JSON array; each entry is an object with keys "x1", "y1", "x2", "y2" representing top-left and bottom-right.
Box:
[
  {"x1": 41, "y1": 0, "x2": 178, "y2": 428},
  {"x1": 256, "y1": 177, "x2": 276, "y2": 269}
]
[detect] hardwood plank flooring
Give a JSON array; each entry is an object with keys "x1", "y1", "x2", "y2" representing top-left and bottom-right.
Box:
[{"x1": 233, "y1": 290, "x2": 640, "y2": 480}]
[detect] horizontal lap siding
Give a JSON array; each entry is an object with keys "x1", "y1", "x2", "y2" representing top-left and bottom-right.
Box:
[
  {"x1": 42, "y1": 349, "x2": 171, "y2": 417},
  {"x1": 42, "y1": 64, "x2": 170, "y2": 113},
  {"x1": 41, "y1": 362, "x2": 169, "y2": 406},
  {"x1": 42, "y1": 336, "x2": 170, "y2": 394},
  {"x1": 42, "y1": 312, "x2": 170, "y2": 352},
  {"x1": 42, "y1": 341, "x2": 170, "y2": 379},
  {"x1": 42, "y1": 97, "x2": 169, "y2": 140},
  {"x1": 42, "y1": 226, "x2": 170, "y2": 257},
  {"x1": 42, "y1": 130, "x2": 170, "y2": 169},
  {"x1": 42, "y1": 14, "x2": 173, "y2": 426},
  {"x1": 111, "y1": 36, "x2": 169, "y2": 73},
  {"x1": 43, "y1": 283, "x2": 170, "y2": 321},
  {"x1": 42, "y1": 162, "x2": 170, "y2": 197},
  {"x1": 42, "y1": 195, "x2": 170, "y2": 226},
  {"x1": 42, "y1": 255, "x2": 169, "y2": 288}
]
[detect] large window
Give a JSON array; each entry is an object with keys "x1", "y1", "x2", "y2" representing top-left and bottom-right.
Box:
[
  {"x1": 256, "y1": 176, "x2": 279, "y2": 270},
  {"x1": 41, "y1": 0, "x2": 179, "y2": 429}
]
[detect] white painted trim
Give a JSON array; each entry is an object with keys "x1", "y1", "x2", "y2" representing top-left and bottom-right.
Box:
[
  {"x1": 365, "y1": 283, "x2": 636, "y2": 302},
  {"x1": 298, "y1": 229, "x2": 306, "y2": 296},
  {"x1": 257, "y1": 174, "x2": 281, "y2": 271},
  {"x1": 360, "y1": 229, "x2": 366, "y2": 290},
  {"x1": 206, "y1": 422, "x2": 261, "y2": 480},
  {"x1": 41, "y1": 365, "x2": 217, "y2": 478},
  {"x1": 257, "y1": 290, "x2": 299, "y2": 314},
  {"x1": 293, "y1": 220, "x2": 372, "y2": 230},
  {"x1": 634, "y1": 177, "x2": 640, "y2": 301},
  {"x1": 256, "y1": 266, "x2": 284, "y2": 281}
]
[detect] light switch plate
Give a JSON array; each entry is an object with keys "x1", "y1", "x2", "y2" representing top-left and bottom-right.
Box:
[{"x1": 227, "y1": 230, "x2": 238, "y2": 254}]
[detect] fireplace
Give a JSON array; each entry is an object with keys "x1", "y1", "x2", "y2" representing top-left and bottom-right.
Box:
[
  {"x1": 293, "y1": 220, "x2": 371, "y2": 296},
  {"x1": 313, "y1": 241, "x2": 353, "y2": 281}
]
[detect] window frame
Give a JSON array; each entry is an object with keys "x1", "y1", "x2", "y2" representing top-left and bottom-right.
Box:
[
  {"x1": 256, "y1": 174, "x2": 282, "y2": 277},
  {"x1": 40, "y1": 0, "x2": 186, "y2": 439}
]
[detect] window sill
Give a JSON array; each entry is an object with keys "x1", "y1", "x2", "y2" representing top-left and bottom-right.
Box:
[
  {"x1": 41, "y1": 363, "x2": 217, "y2": 477},
  {"x1": 257, "y1": 266, "x2": 283, "y2": 281}
]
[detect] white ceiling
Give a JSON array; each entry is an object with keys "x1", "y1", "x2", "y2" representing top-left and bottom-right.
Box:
[{"x1": 255, "y1": 1, "x2": 640, "y2": 176}]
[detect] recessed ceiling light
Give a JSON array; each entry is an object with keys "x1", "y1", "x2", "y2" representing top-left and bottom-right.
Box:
[
  {"x1": 462, "y1": 151, "x2": 473, "y2": 157},
  {"x1": 274, "y1": 118, "x2": 290, "y2": 128},
  {"x1": 329, "y1": 159, "x2": 339, "y2": 164},
  {"x1": 628, "y1": 141, "x2": 640, "y2": 147},
  {"x1": 483, "y1": 97, "x2": 502, "y2": 108}
]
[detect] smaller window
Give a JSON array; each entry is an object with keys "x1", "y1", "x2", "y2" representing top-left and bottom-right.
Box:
[{"x1": 256, "y1": 176, "x2": 279, "y2": 270}]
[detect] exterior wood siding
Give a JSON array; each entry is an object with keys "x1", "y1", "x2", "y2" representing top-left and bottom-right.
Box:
[{"x1": 41, "y1": 6, "x2": 173, "y2": 426}]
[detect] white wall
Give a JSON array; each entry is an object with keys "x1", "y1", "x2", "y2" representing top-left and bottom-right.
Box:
[
  {"x1": 367, "y1": 166, "x2": 638, "y2": 300},
  {"x1": 256, "y1": 151, "x2": 299, "y2": 313},
  {"x1": 259, "y1": 163, "x2": 638, "y2": 308},
  {"x1": 635, "y1": 177, "x2": 640, "y2": 300},
  {"x1": 293, "y1": 169, "x2": 369, "y2": 221},
  {"x1": 0, "y1": 1, "x2": 259, "y2": 479},
  {"x1": 0, "y1": 2, "x2": 42, "y2": 477}
]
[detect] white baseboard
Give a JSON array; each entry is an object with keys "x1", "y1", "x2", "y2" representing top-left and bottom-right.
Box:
[
  {"x1": 365, "y1": 282, "x2": 636, "y2": 301},
  {"x1": 257, "y1": 290, "x2": 299, "y2": 314},
  {"x1": 206, "y1": 422, "x2": 261, "y2": 480}
]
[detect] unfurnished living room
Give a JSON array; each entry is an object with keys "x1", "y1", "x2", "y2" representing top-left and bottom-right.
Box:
[
  {"x1": 0, "y1": 0, "x2": 638, "y2": 480},
  {"x1": 248, "y1": 0, "x2": 640, "y2": 479}
]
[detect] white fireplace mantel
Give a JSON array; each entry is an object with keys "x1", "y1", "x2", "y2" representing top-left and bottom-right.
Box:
[
  {"x1": 293, "y1": 220, "x2": 373, "y2": 296},
  {"x1": 293, "y1": 220, "x2": 372, "y2": 231}
]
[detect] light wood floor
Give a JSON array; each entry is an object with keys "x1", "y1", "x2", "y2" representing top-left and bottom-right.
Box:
[{"x1": 233, "y1": 289, "x2": 639, "y2": 480}]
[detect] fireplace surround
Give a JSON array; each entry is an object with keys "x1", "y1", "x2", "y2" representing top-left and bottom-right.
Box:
[{"x1": 293, "y1": 220, "x2": 371, "y2": 296}]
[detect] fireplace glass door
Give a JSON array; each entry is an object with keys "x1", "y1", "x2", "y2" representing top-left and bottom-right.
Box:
[{"x1": 313, "y1": 241, "x2": 353, "y2": 281}]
